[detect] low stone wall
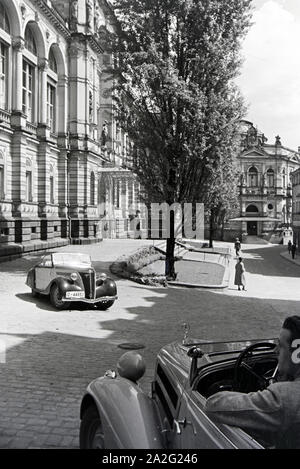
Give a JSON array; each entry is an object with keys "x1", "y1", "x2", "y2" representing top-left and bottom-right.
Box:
[
  {"x1": 0, "y1": 238, "x2": 69, "y2": 263},
  {"x1": 110, "y1": 245, "x2": 167, "y2": 286}
]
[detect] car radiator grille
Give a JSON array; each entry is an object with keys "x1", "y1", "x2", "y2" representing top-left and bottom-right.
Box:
[{"x1": 79, "y1": 271, "x2": 95, "y2": 299}]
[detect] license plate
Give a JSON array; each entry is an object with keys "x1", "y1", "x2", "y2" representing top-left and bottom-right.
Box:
[{"x1": 66, "y1": 291, "x2": 85, "y2": 299}]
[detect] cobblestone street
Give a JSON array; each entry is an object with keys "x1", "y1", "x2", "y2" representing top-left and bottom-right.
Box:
[{"x1": 0, "y1": 240, "x2": 300, "y2": 448}]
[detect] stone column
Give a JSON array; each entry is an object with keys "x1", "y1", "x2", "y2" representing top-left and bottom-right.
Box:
[
  {"x1": 57, "y1": 75, "x2": 68, "y2": 135},
  {"x1": 11, "y1": 38, "x2": 26, "y2": 128},
  {"x1": 125, "y1": 179, "x2": 129, "y2": 215},
  {"x1": 39, "y1": 59, "x2": 48, "y2": 125}
]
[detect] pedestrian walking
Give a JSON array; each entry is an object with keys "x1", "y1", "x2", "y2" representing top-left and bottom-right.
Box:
[
  {"x1": 234, "y1": 257, "x2": 246, "y2": 291},
  {"x1": 288, "y1": 240, "x2": 292, "y2": 255},
  {"x1": 234, "y1": 238, "x2": 241, "y2": 257},
  {"x1": 291, "y1": 243, "x2": 297, "y2": 260}
]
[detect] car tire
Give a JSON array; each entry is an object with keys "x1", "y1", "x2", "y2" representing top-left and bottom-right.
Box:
[
  {"x1": 80, "y1": 405, "x2": 105, "y2": 449},
  {"x1": 50, "y1": 284, "x2": 70, "y2": 310},
  {"x1": 97, "y1": 300, "x2": 115, "y2": 310}
]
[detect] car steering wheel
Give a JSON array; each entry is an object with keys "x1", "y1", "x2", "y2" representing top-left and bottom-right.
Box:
[{"x1": 233, "y1": 342, "x2": 277, "y2": 392}]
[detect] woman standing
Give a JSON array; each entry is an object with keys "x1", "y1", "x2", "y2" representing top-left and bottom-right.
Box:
[{"x1": 235, "y1": 257, "x2": 246, "y2": 291}]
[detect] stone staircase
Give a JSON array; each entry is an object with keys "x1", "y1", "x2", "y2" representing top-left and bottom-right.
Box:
[{"x1": 243, "y1": 235, "x2": 270, "y2": 245}]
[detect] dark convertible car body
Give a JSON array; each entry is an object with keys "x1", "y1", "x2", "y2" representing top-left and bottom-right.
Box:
[
  {"x1": 79, "y1": 335, "x2": 278, "y2": 449},
  {"x1": 26, "y1": 252, "x2": 117, "y2": 310}
]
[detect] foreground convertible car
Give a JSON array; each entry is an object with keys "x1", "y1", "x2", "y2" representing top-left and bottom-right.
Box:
[
  {"x1": 79, "y1": 333, "x2": 278, "y2": 449},
  {"x1": 26, "y1": 252, "x2": 117, "y2": 310}
]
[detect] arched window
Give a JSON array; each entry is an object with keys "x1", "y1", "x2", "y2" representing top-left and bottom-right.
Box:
[
  {"x1": 246, "y1": 204, "x2": 259, "y2": 213},
  {"x1": 23, "y1": 26, "x2": 37, "y2": 123},
  {"x1": 0, "y1": 2, "x2": 10, "y2": 34},
  {"x1": 0, "y1": 2, "x2": 9, "y2": 110},
  {"x1": 24, "y1": 26, "x2": 37, "y2": 55},
  {"x1": 90, "y1": 171, "x2": 95, "y2": 205},
  {"x1": 48, "y1": 48, "x2": 57, "y2": 73},
  {"x1": 0, "y1": 40, "x2": 8, "y2": 109},
  {"x1": 25, "y1": 158, "x2": 33, "y2": 202},
  {"x1": 248, "y1": 166, "x2": 258, "y2": 187},
  {"x1": 47, "y1": 47, "x2": 58, "y2": 133},
  {"x1": 267, "y1": 168, "x2": 274, "y2": 187}
]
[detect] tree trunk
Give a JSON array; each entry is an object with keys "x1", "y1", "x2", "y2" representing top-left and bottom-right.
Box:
[
  {"x1": 220, "y1": 210, "x2": 226, "y2": 241},
  {"x1": 209, "y1": 210, "x2": 214, "y2": 248},
  {"x1": 165, "y1": 210, "x2": 176, "y2": 279}
]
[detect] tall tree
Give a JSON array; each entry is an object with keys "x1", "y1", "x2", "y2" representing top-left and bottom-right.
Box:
[{"x1": 111, "y1": 0, "x2": 252, "y2": 278}]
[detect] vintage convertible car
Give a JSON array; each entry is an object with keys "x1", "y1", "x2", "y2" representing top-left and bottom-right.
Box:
[
  {"x1": 26, "y1": 252, "x2": 117, "y2": 310},
  {"x1": 79, "y1": 328, "x2": 279, "y2": 449}
]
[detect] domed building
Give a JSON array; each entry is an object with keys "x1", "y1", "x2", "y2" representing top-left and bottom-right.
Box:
[{"x1": 227, "y1": 120, "x2": 300, "y2": 242}]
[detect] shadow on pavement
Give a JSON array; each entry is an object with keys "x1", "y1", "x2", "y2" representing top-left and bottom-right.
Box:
[{"x1": 1, "y1": 280, "x2": 300, "y2": 448}]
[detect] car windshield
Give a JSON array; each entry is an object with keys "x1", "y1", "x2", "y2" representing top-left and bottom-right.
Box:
[{"x1": 52, "y1": 253, "x2": 92, "y2": 267}]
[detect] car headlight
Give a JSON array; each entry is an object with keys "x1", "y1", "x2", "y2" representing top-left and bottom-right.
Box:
[
  {"x1": 99, "y1": 273, "x2": 107, "y2": 281},
  {"x1": 70, "y1": 273, "x2": 78, "y2": 281}
]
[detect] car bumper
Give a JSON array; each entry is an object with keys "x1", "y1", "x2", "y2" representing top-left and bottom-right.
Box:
[{"x1": 62, "y1": 295, "x2": 118, "y2": 304}]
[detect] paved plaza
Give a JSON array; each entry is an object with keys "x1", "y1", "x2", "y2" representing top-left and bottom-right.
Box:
[{"x1": 0, "y1": 240, "x2": 300, "y2": 448}]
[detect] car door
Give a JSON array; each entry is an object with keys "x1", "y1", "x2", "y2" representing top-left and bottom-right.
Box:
[
  {"x1": 35, "y1": 255, "x2": 55, "y2": 291},
  {"x1": 171, "y1": 389, "x2": 263, "y2": 449},
  {"x1": 170, "y1": 389, "x2": 240, "y2": 449}
]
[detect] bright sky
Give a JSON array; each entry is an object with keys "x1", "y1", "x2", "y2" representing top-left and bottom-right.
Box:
[{"x1": 237, "y1": 0, "x2": 300, "y2": 150}]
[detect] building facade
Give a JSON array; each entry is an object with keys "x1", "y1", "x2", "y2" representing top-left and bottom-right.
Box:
[
  {"x1": 0, "y1": 0, "x2": 142, "y2": 255},
  {"x1": 226, "y1": 121, "x2": 300, "y2": 242},
  {"x1": 291, "y1": 168, "x2": 300, "y2": 249}
]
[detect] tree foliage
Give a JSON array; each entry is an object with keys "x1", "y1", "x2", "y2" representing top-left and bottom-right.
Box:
[{"x1": 110, "y1": 0, "x2": 252, "y2": 273}]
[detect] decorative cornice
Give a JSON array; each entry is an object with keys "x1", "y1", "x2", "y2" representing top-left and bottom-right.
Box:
[
  {"x1": 33, "y1": 0, "x2": 71, "y2": 40},
  {"x1": 69, "y1": 32, "x2": 105, "y2": 55}
]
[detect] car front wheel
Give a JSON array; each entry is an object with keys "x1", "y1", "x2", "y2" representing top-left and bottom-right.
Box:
[
  {"x1": 80, "y1": 405, "x2": 105, "y2": 449},
  {"x1": 50, "y1": 284, "x2": 70, "y2": 310},
  {"x1": 97, "y1": 300, "x2": 115, "y2": 310}
]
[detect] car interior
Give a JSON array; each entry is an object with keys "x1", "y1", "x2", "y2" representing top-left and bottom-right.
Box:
[
  {"x1": 194, "y1": 343, "x2": 278, "y2": 448},
  {"x1": 196, "y1": 353, "x2": 278, "y2": 397}
]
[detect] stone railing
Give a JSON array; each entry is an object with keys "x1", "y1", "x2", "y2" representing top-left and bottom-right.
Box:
[
  {"x1": 26, "y1": 122, "x2": 37, "y2": 134},
  {"x1": 0, "y1": 108, "x2": 11, "y2": 124}
]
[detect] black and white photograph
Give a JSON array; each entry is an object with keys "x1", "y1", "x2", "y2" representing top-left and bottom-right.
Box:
[{"x1": 1, "y1": 0, "x2": 300, "y2": 456}]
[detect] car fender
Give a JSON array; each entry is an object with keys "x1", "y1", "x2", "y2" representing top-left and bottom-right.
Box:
[
  {"x1": 46, "y1": 276, "x2": 83, "y2": 296},
  {"x1": 95, "y1": 278, "x2": 117, "y2": 298},
  {"x1": 26, "y1": 268, "x2": 35, "y2": 288},
  {"x1": 81, "y1": 376, "x2": 164, "y2": 449}
]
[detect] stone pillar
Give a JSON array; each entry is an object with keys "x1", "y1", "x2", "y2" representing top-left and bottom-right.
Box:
[
  {"x1": 132, "y1": 180, "x2": 135, "y2": 209},
  {"x1": 57, "y1": 74, "x2": 68, "y2": 134},
  {"x1": 125, "y1": 179, "x2": 129, "y2": 214},
  {"x1": 38, "y1": 58, "x2": 48, "y2": 125},
  {"x1": 118, "y1": 178, "x2": 123, "y2": 212},
  {"x1": 12, "y1": 38, "x2": 24, "y2": 112},
  {"x1": 58, "y1": 149, "x2": 68, "y2": 218},
  {"x1": 114, "y1": 178, "x2": 118, "y2": 207}
]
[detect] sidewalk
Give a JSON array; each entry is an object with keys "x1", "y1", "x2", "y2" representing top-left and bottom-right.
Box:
[{"x1": 280, "y1": 250, "x2": 300, "y2": 267}]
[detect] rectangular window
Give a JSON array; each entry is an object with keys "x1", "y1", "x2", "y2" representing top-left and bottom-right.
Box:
[
  {"x1": 26, "y1": 170, "x2": 32, "y2": 202},
  {"x1": 47, "y1": 83, "x2": 56, "y2": 133},
  {"x1": 50, "y1": 175, "x2": 54, "y2": 204},
  {"x1": 0, "y1": 42, "x2": 8, "y2": 109},
  {"x1": 0, "y1": 165, "x2": 4, "y2": 199},
  {"x1": 22, "y1": 60, "x2": 34, "y2": 122}
]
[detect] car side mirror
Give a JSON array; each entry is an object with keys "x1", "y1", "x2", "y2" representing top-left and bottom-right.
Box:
[{"x1": 117, "y1": 352, "x2": 146, "y2": 383}]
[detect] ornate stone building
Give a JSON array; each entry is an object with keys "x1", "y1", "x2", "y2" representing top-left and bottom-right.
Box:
[
  {"x1": 291, "y1": 168, "x2": 300, "y2": 249},
  {"x1": 0, "y1": 0, "x2": 141, "y2": 256},
  {"x1": 227, "y1": 121, "x2": 300, "y2": 241}
]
